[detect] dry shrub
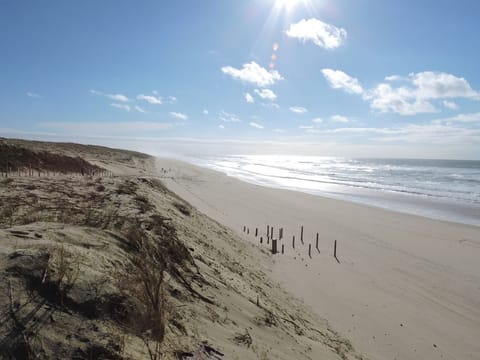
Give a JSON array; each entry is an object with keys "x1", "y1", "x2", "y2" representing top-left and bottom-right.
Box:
[
  {"x1": 45, "y1": 245, "x2": 83, "y2": 305},
  {"x1": 116, "y1": 226, "x2": 170, "y2": 359},
  {"x1": 173, "y1": 202, "x2": 191, "y2": 216}
]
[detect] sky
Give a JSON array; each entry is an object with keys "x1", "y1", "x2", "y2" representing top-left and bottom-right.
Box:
[{"x1": 1, "y1": 0, "x2": 480, "y2": 159}]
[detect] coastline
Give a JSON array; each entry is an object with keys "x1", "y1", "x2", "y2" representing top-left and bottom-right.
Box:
[
  {"x1": 184, "y1": 155, "x2": 480, "y2": 227},
  {"x1": 157, "y1": 156, "x2": 480, "y2": 360}
]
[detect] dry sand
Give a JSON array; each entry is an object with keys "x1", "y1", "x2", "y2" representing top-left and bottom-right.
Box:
[
  {"x1": 158, "y1": 157, "x2": 480, "y2": 360},
  {"x1": 1, "y1": 138, "x2": 367, "y2": 359}
]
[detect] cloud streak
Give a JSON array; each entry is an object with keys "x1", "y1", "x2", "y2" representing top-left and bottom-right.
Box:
[
  {"x1": 170, "y1": 112, "x2": 188, "y2": 120},
  {"x1": 290, "y1": 106, "x2": 308, "y2": 114}
]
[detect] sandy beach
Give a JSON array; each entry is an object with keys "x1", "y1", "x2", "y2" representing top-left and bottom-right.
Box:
[{"x1": 158, "y1": 157, "x2": 480, "y2": 360}]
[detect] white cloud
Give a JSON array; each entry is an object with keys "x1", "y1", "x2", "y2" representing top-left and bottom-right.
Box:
[
  {"x1": 330, "y1": 115, "x2": 349, "y2": 123},
  {"x1": 170, "y1": 112, "x2": 188, "y2": 120},
  {"x1": 365, "y1": 83, "x2": 437, "y2": 115},
  {"x1": 137, "y1": 94, "x2": 162, "y2": 105},
  {"x1": 299, "y1": 125, "x2": 314, "y2": 129},
  {"x1": 90, "y1": 90, "x2": 130, "y2": 102},
  {"x1": 203, "y1": 109, "x2": 209, "y2": 115},
  {"x1": 219, "y1": 111, "x2": 241, "y2": 123},
  {"x1": 26, "y1": 91, "x2": 41, "y2": 98},
  {"x1": 321, "y1": 69, "x2": 363, "y2": 94},
  {"x1": 433, "y1": 112, "x2": 480, "y2": 124},
  {"x1": 218, "y1": 124, "x2": 225, "y2": 129},
  {"x1": 249, "y1": 121, "x2": 264, "y2": 129},
  {"x1": 167, "y1": 96, "x2": 178, "y2": 104},
  {"x1": 274, "y1": 128, "x2": 285, "y2": 133},
  {"x1": 305, "y1": 124, "x2": 480, "y2": 145},
  {"x1": 384, "y1": 75, "x2": 406, "y2": 82},
  {"x1": 245, "y1": 93, "x2": 255, "y2": 103},
  {"x1": 323, "y1": 70, "x2": 479, "y2": 116},
  {"x1": 365, "y1": 72, "x2": 479, "y2": 115},
  {"x1": 312, "y1": 117, "x2": 323, "y2": 123},
  {"x1": 285, "y1": 18, "x2": 347, "y2": 50},
  {"x1": 412, "y1": 72, "x2": 479, "y2": 100},
  {"x1": 290, "y1": 106, "x2": 308, "y2": 114},
  {"x1": 262, "y1": 102, "x2": 280, "y2": 109},
  {"x1": 107, "y1": 93, "x2": 130, "y2": 102},
  {"x1": 254, "y1": 88, "x2": 277, "y2": 101},
  {"x1": 135, "y1": 105, "x2": 147, "y2": 113},
  {"x1": 110, "y1": 103, "x2": 131, "y2": 111},
  {"x1": 221, "y1": 61, "x2": 284, "y2": 87},
  {"x1": 442, "y1": 100, "x2": 459, "y2": 110}
]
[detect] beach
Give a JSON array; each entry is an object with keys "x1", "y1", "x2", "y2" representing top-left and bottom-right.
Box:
[{"x1": 158, "y1": 157, "x2": 480, "y2": 360}]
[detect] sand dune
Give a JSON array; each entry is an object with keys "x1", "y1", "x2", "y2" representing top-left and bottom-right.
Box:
[
  {"x1": 0, "y1": 138, "x2": 366, "y2": 359},
  {"x1": 158, "y1": 157, "x2": 480, "y2": 360}
]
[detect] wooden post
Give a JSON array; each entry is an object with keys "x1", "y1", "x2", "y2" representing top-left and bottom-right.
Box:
[
  {"x1": 309, "y1": 244, "x2": 312, "y2": 258},
  {"x1": 334, "y1": 240, "x2": 340, "y2": 263},
  {"x1": 243, "y1": 226, "x2": 246, "y2": 232},
  {"x1": 267, "y1": 237, "x2": 270, "y2": 245},
  {"x1": 282, "y1": 244, "x2": 284, "y2": 254},
  {"x1": 272, "y1": 239, "x2": 277, "y2": 254},
  {"x1": 260, "y1": 237, "x2": 263, "y2": 244},
  {"x1": 270, "y1": 226, "x2": 273, "y2": 239},
  {"x1": 292, "y1": 235, "x2": 295, "y2": 249},
  {"x1": 247, "y1": 228, "x2": 250, "y2": 235},
  {"x1": 255, "y1": 228, "x2": 258, "y2": 237},
  {"x1": 316, "y1": 238, "x2": 319, "y2": 252},
  {"x1": 301, "y1": 226, "x2": 304, "y2": 244},
  {"x1": 267, "y1": 225, "x2": 270, "y2": 238}
]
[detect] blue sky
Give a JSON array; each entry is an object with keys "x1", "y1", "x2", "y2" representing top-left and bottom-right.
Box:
[{"x1": 1, "y1": 0, "x2": 480, "y2": 159}]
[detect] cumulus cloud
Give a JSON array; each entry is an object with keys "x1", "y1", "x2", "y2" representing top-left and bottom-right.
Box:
[
  {"x1": 221, "y1": 61, "x2": 284, "y2": 87},
  {"x1": 110, "y1": 103, "x2": 131, "y2": 111},
  {"x1": 170, "y1": 112, "x2": 188, "y2": 120},
  {"x1": 137, "y1": 94, "x2": 162, "y2": 105},
  {"x1": 290, "y1": 106, "x2": 308, "y2": 114},
  {"x1": 299, "y1": 125, "x2": 314, "y2": 130},
  {"x1": 218, "y1": 124, "x2": 225, "y2": 129},
  {"x1": 203, "y1": 109, "x2": 209, "y2": 115},
  {"x1": 312, "y1": 117, "x2": 323, "y2": 123},
  {"x1": 245, "y1": 93, "x2": 255, "y2": 103},
  {"x1": 442, "y1": 100, "x2": 459, "y2": 110},
  {"x1": 219, "y1": 111, "x2": 241, "y2": 123},
  {"x1": 254, "y1": 88, "x2": 277, "y2": 101},
  {"x1": 321, "y1": 69, "x2": 363, "y2": 94},
  {"x1": 330, "y1": 115, "x2": 349, "y2": 123},
  {"x1": 365, "y1": 83, "x2": 437, "y2": 115},
  {"x1": 324, "y1": 70, "x2": 479, "y2": 116},
  {"x1": 285, "y1": 18, "x2": 347, "y2": 50},
  {"x1": 249, "y1": 121, "x2": 264, "y2": 129}
]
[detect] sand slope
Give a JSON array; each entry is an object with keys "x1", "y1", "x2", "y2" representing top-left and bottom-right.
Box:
[
  {"x1": 158, "y1": 157, "x2": 480, "y2": 360},
  {"x1": 0, "y1": 139, "x2": 366, "y2": 359}
]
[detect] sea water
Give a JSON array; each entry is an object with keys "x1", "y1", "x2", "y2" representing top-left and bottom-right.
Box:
[{"x1": 188, "y1": 155, "x2": 480, "y2": 227}]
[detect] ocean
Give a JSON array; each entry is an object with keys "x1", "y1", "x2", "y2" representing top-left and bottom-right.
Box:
[{"x1": 187, "y1": 155, "x2": 480, "y2": 227}]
